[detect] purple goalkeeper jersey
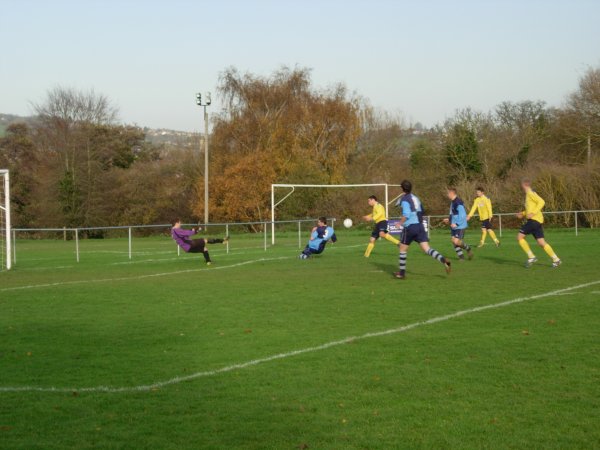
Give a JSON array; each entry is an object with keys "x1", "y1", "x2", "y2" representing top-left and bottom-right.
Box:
[{"x1": 171, "y1": 227, "x2": 197, "y2": 252}]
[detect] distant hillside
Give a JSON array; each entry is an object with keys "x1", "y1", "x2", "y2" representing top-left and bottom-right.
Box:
[{"x1": 0, "y1": 113, "x2": 200, "y2": 146}]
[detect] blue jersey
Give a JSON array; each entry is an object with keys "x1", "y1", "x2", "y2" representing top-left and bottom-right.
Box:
[
  {"x1": 399, "y1": 194, "x2": 423, "y2": 227},
  {"x1": 449, "y1": 197, "x2": 468, "y2": 230},
  {"x1": 308, "y1": 226, "x2": 337, "y2": 251}
]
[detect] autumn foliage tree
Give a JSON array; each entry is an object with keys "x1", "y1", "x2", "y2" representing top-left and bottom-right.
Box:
[{"x1": 196, "y1": 67, "x2": 361, "y2": 222}]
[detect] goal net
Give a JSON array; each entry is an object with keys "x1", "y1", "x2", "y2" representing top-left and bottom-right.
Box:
[
  {"x1": 270, "y1": 183, "x2": 403, "y2": 244},
  {"x1": 0, "y1": 170, "x2": 11, "y2": 271}
]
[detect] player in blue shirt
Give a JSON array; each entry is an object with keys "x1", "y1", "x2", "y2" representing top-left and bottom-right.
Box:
[
  {"x1": 299, "y1": 217, "x2": 337, "y2": 259},
  {"x1": 443, "y1": 188, "x2": 473, "y2": 260},
  {"x1": 394, "y1": 180, "x2": 451, "y2": 279}
]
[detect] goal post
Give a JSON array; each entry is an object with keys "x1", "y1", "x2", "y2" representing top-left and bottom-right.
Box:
[
  {"x1": 0, "y1": 169, "x2": 12, "y2": 271},
  {"x1": 270, "y1": 183, "x2": 403, "y2": 244}
]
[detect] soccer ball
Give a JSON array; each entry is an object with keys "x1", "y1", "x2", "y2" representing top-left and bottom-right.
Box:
[{"x1": 343, "y1": 218, "x2": 353, "y2": 228}]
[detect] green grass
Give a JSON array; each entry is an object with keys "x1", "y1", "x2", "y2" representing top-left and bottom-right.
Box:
[{"x1": 1, "y1": 228, "x2": 599, "y2": 449}]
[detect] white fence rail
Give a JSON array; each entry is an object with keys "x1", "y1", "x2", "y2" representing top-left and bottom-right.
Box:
[
  {"x1": 10, "y1": 218, "x2": 337, "y2": 265},
  {"x1": 8, "y1": 210, "x2": 600, "y2": 266},
  {"x1": 390, "y1": 209, "x2": 600, "y2": 238}
]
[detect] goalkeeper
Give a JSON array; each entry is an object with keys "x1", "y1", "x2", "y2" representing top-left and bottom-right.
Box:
[
  {"x1": 171, "y1": 218, "x2": 228, "y2": 265},
  {"x1": 299, "y1": 217, "x2": 337, "y2": 259}
]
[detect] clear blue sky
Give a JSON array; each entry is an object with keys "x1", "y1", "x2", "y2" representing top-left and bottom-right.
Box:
[{"x1": 1, "y1": 0, "x2": 598, "y2": 131}]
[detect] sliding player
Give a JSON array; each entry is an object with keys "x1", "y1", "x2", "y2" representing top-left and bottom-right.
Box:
[
  {"x1": 363, "y1": 195, "x2": 400, "y2": 257},
  {"x1": 467, "y1": 187, "x2": 500, "y2": 247},
  {"x1": 443, "y1": 188, "x2": 473, "y2": 260},
  {"x1": 299, "y1": 217, "x2": 337, "y2": 259},
  {"x1": 394, "y1": 180, "x2": 451, "y2": 279},
  {"x1": 516, "y1": 179, "x2": 561, "y2": 268},
  {"x1": 171, "y1": 218, "x2": 228, "y2": 265}
]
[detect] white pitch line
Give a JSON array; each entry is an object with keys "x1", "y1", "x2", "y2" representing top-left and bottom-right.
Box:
[
  {"x1": 0, "y1": 257, "x2": 291, "y2": 292},
  {"x1": 1, "y1": 279, "x2": 598, "y2": 394}
]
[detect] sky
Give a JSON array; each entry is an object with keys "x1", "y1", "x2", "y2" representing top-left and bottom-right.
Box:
[{"x1": 1, "y1": 0, "x2": 599, "y2": 132}]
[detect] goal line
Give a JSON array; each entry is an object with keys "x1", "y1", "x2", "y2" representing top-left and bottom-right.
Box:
[{"x1": 270, "y1": 183, "x2": 402, "y2": 245}]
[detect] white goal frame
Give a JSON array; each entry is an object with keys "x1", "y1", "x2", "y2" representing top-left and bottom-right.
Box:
[
  {"x1": 0, "y1": 170, "x2": 11, "y2": 270},
  {"x1": 270, "y1": 183, "x2": 403, "y2": 244}
]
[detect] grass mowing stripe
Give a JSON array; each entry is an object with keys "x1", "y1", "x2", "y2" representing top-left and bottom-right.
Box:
[
  {"x1": 2, "y1": 278, "x2": 597, "y2": 394},
  {"x1": 0, "y1": 256, "x2": 291, "y2": 292}
]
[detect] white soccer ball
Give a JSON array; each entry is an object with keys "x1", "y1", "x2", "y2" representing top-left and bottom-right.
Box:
[{"x1": 343, "y1": 218, "x2": 353, "y2": 229}]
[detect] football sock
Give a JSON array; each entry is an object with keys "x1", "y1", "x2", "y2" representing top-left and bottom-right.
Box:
[
  {"x1": 488, "y1": 230, "x2": 499, "y2": 243},
  {"x1": 365, "y1": 242, "x2": 375, "y2": 257},
  {"x1": 480, "y1": 229, "x2": 487, "y2": 244},
  {"x1": 384, "y1": 234, "x2": 400, "y2": 245},
  {"x1": 427, "y1": 248, "x2": 446, "y2": 264},
  {"x1": 398, "y1": 252, "x2": 407, "y2": 275},
  {"x1": 454, "y1": 246, "x2": 464, "y2": 259},
  {"x1": 206, "y1": 238, "x2": 223, "y2": 244},
  {"x1": 543, "y1": 244, "x2": 559, "y2": 261},
  {"x1": 462, "y1": 242, "x2": 472, "y2": 251},
  {"x1": 203, "y1": 250, "x2": 211, "y2": 263},
  {"x1": 519, "y1": 239, "x2": 535, "y2": 258}
]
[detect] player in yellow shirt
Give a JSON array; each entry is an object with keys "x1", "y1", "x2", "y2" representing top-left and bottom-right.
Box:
[
  {"x1": 363, "y1": 195, "x2": 400, "y2": 257},
  {"x1": 467, "y1": 187, "x2": 500, "y2": 248},
  {"x1": 516, "y1": 179, "x2": 561, "y2": 268}
]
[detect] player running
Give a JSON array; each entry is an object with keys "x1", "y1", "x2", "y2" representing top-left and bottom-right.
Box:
[
  {"x1": 171, "y1": 218, "x2": 228, "y2": 265},
  {"x1": 394, "y1": 180, "x2": 451, "y2": 279},
  {"x1": 363, "y1": 195, "x2": 400, "y2": 257},
  {"x1": 299, "y1": 217, "x2": 337, "y2": 259},
  {"x1": 467, "y1": 187, "x2": 500, "y2": 248},
  {"x1": 443, "y1": 188, "x2": 473, "y2": 260},
  {"x1": 516, "y1": 179, "x2": 561, "y2": 268}
]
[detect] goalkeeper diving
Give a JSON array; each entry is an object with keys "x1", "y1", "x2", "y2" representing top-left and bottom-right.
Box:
[
  {"x1": 171, "y1": 218, "x2": 228, "y2": 265},
  {"x1": 299, "y1": 217, "x2": 337, "y2": 259}
]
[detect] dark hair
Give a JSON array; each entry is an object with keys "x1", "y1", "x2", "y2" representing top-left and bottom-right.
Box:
[
  {"x1": 447, "y1": 187, "x2": 457, "y2": 194},
  {"x1": 318, "y1": 216, "x2": 327, "y2": 225},
  {"x1": 476, "y1": 187, "x2": 484, "y2": 192},
  {"x1": 368, "y1": 195, "x2": 378, "y2": 201},
  {"x1": 400, "y1": 180, "x2": 412, "y2": 193},
  {"x1": 171, "y1": 218, "x2": 181, "y2": 226}
]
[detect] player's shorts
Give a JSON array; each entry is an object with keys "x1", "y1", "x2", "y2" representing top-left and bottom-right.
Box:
[
  {"x1": 519, "y1": 219, "x2": 544, "y2": 239},
  {"x1": 371, "y1": 220, "x2": 389, "y2": 239},
  {"x1": 480, "y1": 219, "x2": 492, "y2": 229},
  {"x1": 187, "y1": 238, "x2": 207, "y2": 253},
  {"x1": 450, "y1": 228, "x2": 465, "y2": 240},
  {"x1": 401, "y1": 223, "x2": 429, "y2": 245}
]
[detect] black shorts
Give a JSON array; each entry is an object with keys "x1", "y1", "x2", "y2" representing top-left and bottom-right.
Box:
[
  {"x1": 401, "y1": 223, "x2": 429, "y2": 245},
  {"x1": 520, "y1": 220, "x2": 544, "y2": 239},
  {"x1": 450, "y1": 228, "x2": 465, "y2": 240},
  {"x1": 371, "y1": 220, "x2": 389, "y2": 239},
  {"x1": 480, "y1": 219, "x2": 492, "y2": 230},
  {"x1": 188, "y1": 238, "x2": 207, "y2": 253}
]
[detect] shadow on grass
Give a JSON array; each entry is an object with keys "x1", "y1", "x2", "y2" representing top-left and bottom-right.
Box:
[{"x1": 370, "y1": 260, "x2": 448, "y2": 280}]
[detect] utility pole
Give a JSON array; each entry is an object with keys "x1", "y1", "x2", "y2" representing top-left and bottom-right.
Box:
[{"x1": 196, "y1": 92, "x2": 211, "y2": 224}]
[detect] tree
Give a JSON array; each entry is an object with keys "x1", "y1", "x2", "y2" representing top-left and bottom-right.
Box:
[
  {"x1": 559, "y1": 67, "x2": 600, "y2": 165},
  {"x1": 198, "y1": 67, "x2": 361, "y2": 222}
]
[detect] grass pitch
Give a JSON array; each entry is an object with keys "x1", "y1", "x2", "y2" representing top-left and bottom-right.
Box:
[{"x1": 1, "y1": 227, "x2": 599, "y2": 449}]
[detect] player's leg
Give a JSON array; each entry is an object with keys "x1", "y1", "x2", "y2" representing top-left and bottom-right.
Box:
[
  {"x1": 534, "y1": 229, "x2": 561, "y2": 267},
  {"x1": 378, "y1": 220, "x2": 399, "y2": 246},
  {"x1": 299, "y1": 245, "x2": 312, "y2": 259},
  {"x1": 365, "y1": 230, "x2": 377, "y2": 257},
  {"x1": 452, "y1": 230, "x2": 472, "y2": 260},
  {"x1": 517, "y1": 224, "x2": 537, "y2": 267},
  {"x1": 205, "y1": 237, "x2": 228, "y2": 244},
  {"x1": 477, "y1": 225, "x2": 487, "y2": 247},
  {"x1": 420, "y1": 241, "x2": 451, "y2": 274},
  {"x1": 485, "y1": 220, "x2": 500, "y2": 247},
  {"x1": 189, "y1": 239, "x2": 212, "y2": 265},
  {"x1": 394, "y1": 242, "x2": 410, "y2": 279}
]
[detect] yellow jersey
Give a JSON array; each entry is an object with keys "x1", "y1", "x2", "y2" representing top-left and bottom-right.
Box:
[
  {"x1": 367, "y1": 202, "x2": 387, "y2": 223},
  {"x1": 523, "y1": 189, "x2": 545, "y2": 223},
  {"x1": 468, "y1": 195, "x2": 493, "y2": 220}
]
